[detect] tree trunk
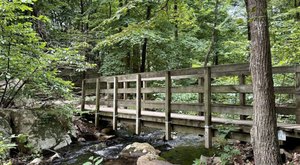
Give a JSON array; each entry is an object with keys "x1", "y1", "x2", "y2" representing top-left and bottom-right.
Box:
[
  {"x1": 295, "y1": 0, "x2": 300, "y2": 21},
  {"x1": 246, "y1": 0, "x2": 281, "y2": 164},
  {"x1": 140, "y1": 5, "x2": 151, "y2": 73},
  {"x1": 244, "y1": 0, "x2": 251, "y2": 60},
  {"x1": 204, "y1": 0, "x2": 218, "y2": 67},
  {"x1": 174, "y1": 0, "x2": 178, "y2": 40},
  {"x1": 133, "y1": 45, "x2": 140, "y2": 73},
  {"x1": 124, "y1": 0, "x2": 131, "y2": 72}
]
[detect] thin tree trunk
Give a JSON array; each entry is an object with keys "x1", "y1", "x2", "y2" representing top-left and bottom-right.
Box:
[
  {"x1": 247, "y1": 0, "x2": 281, "y2": 164},
  {"x1": 204, "y1": 0, "x2": 218, "y2": 67},
  {"x1": 108, "y1": 2, "x2": 112, "y2": 18},
  {"x1": 80, "y1": 0, "x2": 86, "y2": 80},
  {"x1": 174, "y1": 0, "x2": 178, "y2": 40},
  {"x1": 125, "y1": 0, "x2": 131, "y2": 72},
  {"x1": 244, "y1": 0, "x2": 251, "y2": 60},
  {"x1": 133, "y1": 45, "x2": 140, "y2": 73},
  {"x1": 4, "y1": 80, "x2": 27, "y2": 108},
  {"x1": 140, "y1": 5, "x2": 151, "y2": 73},
  {"x1": 295, "y1": 0, "x2": 300, "y2": 21}
]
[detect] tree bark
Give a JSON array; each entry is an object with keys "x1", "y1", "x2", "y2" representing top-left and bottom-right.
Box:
[
  {"x1": 295, "y1": 0, "x2": 300, "y2": 21},
  {"x1": 246, "y1": 0, "x2": 281, "y2": 164},
  {"x1": 174, "y1": 0, "x2": 178, "y2": 40},
  {"x1": 140, "y1": 5, "x2": 151, "y2": 73},
  {"x1": 244, "y1": 0, "x2": 251, "y2": 60}
]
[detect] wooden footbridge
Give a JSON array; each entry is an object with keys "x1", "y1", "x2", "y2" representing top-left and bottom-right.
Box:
[{"x1": 81, "y1": 64, "x2": 300, "y2": 148}]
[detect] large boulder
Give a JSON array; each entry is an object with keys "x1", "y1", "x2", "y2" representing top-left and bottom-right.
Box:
[
  {"x1": 0, "y1": 116, "x2": 12, "y2": 138},
  {"x1": 0, "y1": 109, "x2": 75, "y2": 152},
  {"x1": 0, "y1": 116, "x2": 13, "y2": 158},
  {"x1": 120, "y1": 142, "x2": 173, "y2": 165},
  {"x1": 120, "y1": 142, "x2": 160, "y2": 158},
  {"x1": 137, "y1": 153, "x2": 173, "y2": 165}
]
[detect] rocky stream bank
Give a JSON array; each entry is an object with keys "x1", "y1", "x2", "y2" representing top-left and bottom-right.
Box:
[{"x1": 2, "y1": 108, "x2": 300, "y2": 165}]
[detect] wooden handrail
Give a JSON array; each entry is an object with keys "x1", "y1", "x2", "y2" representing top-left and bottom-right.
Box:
[{"x1": 80, "y1": 64, "x2": 300, "y2": 149}]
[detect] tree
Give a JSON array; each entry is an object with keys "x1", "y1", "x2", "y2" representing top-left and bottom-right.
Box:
[
  {"x1": 0, "y1": 0, "x2": 93, "y2": 108},
  {"x1": 246, "y1": 0, "x2": 281, "y2": 164}
]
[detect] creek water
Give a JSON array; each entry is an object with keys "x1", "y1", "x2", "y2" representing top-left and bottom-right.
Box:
[{"x1": 52, "y1": 128, "x2": 213, "y2": 165}]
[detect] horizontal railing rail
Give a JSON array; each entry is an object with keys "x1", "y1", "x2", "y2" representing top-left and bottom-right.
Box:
[{"x1": 81, "y1": 63, "x2": 300, "y2": 148}]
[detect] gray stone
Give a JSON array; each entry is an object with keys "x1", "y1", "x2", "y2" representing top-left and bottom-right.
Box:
[
  {"x1": 0, "y1": 116, "x2": 13, "y2": 158},
  {"x1": 0, "y1": 116, "x2": 12, "y2": 138},
  {"x1": 0, "y1": 109, "x2": 74, "y2": 152},
  {"x1": 137, "y1": 153, "x2": 174, "y2": 165},
  {"x1": 28, "y1": 158, "x2": 43, "y2": 165},
  {"x1": 200, "y1": 155, "x2": 221, "y2": 164},
  {"x1": 120, "y1": 142, "x2": 160, "y2": 158}
]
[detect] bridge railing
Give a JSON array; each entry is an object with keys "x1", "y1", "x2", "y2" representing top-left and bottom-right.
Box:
[{"x1": 81, "y1": 63, "x2": 300, "y2": 147}]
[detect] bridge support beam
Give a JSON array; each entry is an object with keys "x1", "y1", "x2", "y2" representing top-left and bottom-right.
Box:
[
  {"x1": 204, "y1": 67, "x2": 212, "y2": 148},
  {"x1": 165, "y1": 71, "x2": 172, "y2": 140},
  {"x1": 113, "y1": 77, "x2": 119, "y2": 130},
  {"x1": 95, "y1": 78, "x2": 101, "y2": 127},
  {"x1": 136, "y1": 74, "x2": 142, "y2": 134}
]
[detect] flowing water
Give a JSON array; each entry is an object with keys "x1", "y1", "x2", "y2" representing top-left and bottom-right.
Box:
[{"x1": 52, "y1": 128, "x2": 213, "y2": 165}]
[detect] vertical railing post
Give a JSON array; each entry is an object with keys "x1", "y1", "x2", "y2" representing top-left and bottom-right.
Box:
[
  {"x1": 107, "y1": 82, "x2": 111, "y2": 107},
  {"x1": 198, "y1": 77, "x2": 204, "y2": 116},
  {"x1": 204, "y1": 67, "x2": 212, "y2": 148},
  {"x1": 165, "y1": 71, "x2": 171, "y2": 140},
  {"x1": 113, "y1": 77, "x2": 118, "y2": 130},
  {"x1": 95, "y1": 78, "x2": 100, "y2": 127},
  {"x1": 123, "y1": 82, "x2": 128, "y2": 109},
  {"x1": 142, "y1": 81, "x2": 147, "y2": 111},
  {"x1": 136, "y1": 74, "x2": 142, "y2": 134},
  {"x1": 239, "y1": 74, "x2": 247, "y2": 120},
  {"x1": 295, "y1": 66, "x2": 300, "y2": 123},
  {"x1": 81, "y1": 79, "x2": 86, "y2": 111}
]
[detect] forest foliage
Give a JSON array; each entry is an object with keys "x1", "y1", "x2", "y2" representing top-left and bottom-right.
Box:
[{"x1": 0, "y1": 0, "x2": 299, "y2": 107}]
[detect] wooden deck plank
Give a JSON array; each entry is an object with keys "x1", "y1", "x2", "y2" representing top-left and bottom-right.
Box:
[{"x1": 84, "y1": 105, "x2": 299, "y2": 131}]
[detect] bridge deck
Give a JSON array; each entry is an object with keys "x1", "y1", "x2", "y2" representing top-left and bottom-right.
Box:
[
  {"x1": 83, "y1": 105, "x2": 300, "y2": 140},
  {"x1": 81, "y1": 64, "x2": 300, "y2": 146}
]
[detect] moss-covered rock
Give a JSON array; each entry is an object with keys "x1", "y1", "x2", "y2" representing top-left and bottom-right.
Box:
[{"x1": 0, "y1": 108, "x2": 75, "y2": 153}]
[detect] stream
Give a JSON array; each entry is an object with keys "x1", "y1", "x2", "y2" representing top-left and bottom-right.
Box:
[{"x1": 52, "y1": 127, "x2": 214, "y2": 165}]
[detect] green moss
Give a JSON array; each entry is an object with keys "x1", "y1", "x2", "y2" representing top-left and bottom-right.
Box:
[
  {"x1": 156, "y1": 156, "x2": 166, "y2": 161},
  {"x1": 161, "y1": 145, "x2": 219, "y2": 165}
]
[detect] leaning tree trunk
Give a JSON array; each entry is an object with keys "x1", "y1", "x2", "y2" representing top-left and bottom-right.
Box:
[{"x1": 247, "y1": 0, "x2": 281, "y2": 164}]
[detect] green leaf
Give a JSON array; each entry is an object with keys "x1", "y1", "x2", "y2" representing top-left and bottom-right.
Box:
[{"x1": 95, "y1": 158, "x2": 103, "y2": 165}]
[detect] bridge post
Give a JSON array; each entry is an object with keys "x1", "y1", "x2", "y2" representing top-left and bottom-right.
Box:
[
  {"x1": 113, "y1": 77, "x2": 119, "y2": 130},
  {"x1": 107, "y1": 82, "x2": 111, "y2": 107},
  {"x1": 123, "y1": 82, "x2": 128, "y2": 109},
  {"x1": 198, "y1": 77, "x2": 204, "y2": 116},
  {"x1": 239, "y1": 74, "x2": 247, "y2": 120},
  {"x1": 136, "y1": 74, "x2": 142, "y2": 134},
  {"x1": 142, "y1": 81, "x2": 147, "y2": 111},
  {"x1": 165, "y1": 71, "x2": 172, "y2": 140},
  {"x1": 81, "y1": 79, "x2": 86, "y2": 111},
  {"x1": 95, "y1": 78, "x2": 101, "y2": 128},
  {"x1": 296, "y1": 66, "x2": 300, "y2": 124},
  {"x1": 204, "y1": 67, "x2": 212, "y2": 148}
]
